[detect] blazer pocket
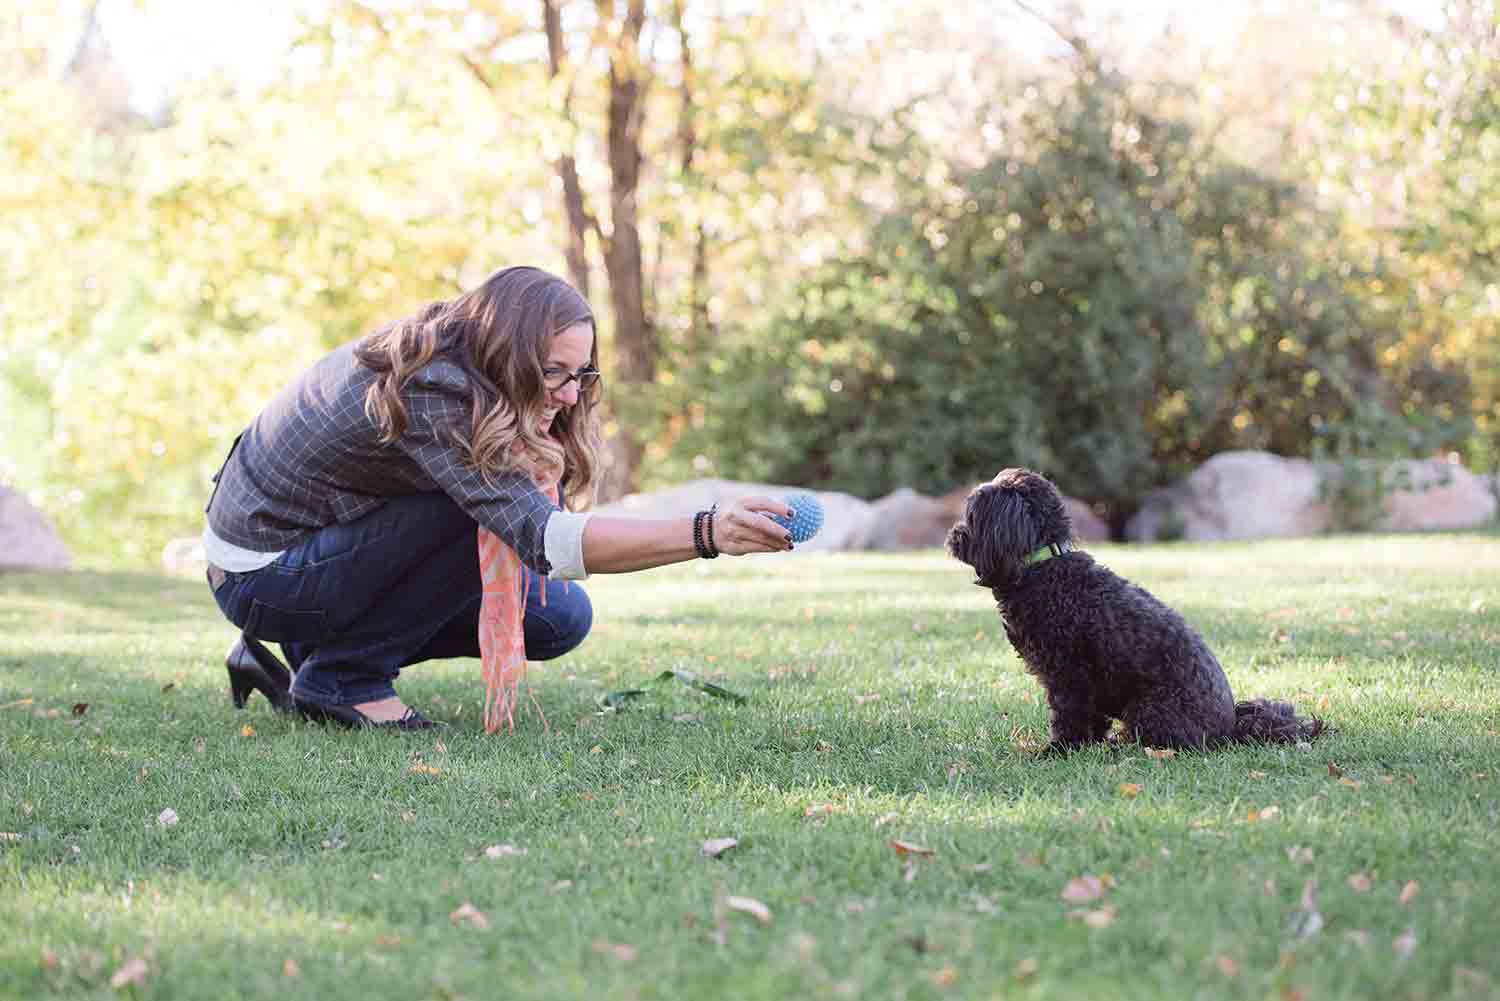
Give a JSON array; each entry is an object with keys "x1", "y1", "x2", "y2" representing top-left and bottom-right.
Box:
[{"x1": 245, "y1": 599, "x2": 328, "y2": 644}]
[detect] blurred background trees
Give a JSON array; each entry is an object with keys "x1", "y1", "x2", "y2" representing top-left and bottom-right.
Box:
[{"x1": 2, "y1": 0, "x2": 1495, "y2": 564}]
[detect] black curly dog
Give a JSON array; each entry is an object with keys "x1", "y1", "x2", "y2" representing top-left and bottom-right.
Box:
[{"x1": 947, "y1": 468, "x2": 1324, "y2": 753}]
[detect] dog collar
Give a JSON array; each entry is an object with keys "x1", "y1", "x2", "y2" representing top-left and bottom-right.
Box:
[{"x1": 1024, "y1": 540, "x2": 1073, "y2": 566}]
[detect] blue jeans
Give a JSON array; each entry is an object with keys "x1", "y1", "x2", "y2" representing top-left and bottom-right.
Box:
[{"x1": 208, "y1": 493, "x2": 592, "y2": 705}]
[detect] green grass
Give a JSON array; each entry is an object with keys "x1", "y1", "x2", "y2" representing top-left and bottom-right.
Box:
[{"x1": 2, "y1": 536, "x2": 1498, "y2": 1001}]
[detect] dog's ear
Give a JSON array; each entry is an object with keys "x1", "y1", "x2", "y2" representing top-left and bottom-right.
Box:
[{"x1": 950, "y1": 486, "x2": 1040, "y2": 589}]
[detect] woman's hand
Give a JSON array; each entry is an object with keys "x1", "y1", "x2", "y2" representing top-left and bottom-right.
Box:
[{"x1": 710, "y1": 496, "x2": 796, "y2": 555}]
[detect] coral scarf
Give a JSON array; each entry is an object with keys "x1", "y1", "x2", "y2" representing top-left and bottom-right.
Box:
[{"x1": 477, "y1": 479, "x2": 559, "y2": 735}]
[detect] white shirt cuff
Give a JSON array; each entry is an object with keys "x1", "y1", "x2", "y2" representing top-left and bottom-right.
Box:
[{"x1": 544, "y1": 510, "x2": 593, "y2": 580}]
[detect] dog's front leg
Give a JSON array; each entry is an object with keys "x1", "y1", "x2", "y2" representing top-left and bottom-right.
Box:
[{"x1": 1040, "y1": 689, "x2": 1109, "y2": 755}]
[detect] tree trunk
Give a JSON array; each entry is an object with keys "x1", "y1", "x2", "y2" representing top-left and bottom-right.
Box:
[{"x1": 542, "y1": 0, "x2": 593, "y2": 301}]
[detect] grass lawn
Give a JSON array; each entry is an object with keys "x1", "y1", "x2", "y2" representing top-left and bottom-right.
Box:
[{"x1": 2, "y1": 535, "x2": 1498, "y2": 1000}]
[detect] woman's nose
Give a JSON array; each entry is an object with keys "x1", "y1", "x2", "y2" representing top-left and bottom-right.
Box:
[{"x1": 552, "y1": 380, "x2": 581, "y2": 407}]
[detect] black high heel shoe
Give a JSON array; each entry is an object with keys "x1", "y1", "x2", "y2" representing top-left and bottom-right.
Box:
[
  {"x1": 226, "y1": 633, "x2": 294, "y2": 712},
  {"x1": 292, "y1": 697, "x2": 445, "y2": 730}
]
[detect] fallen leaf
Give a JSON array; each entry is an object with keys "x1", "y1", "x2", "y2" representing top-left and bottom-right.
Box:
[
  {"x1": 109, "y1": 958, "x2": 149, "y2": 989},
  {"x1": 282, "y1": 958, "x2": 300, "y2": 977},
  {"x1": 930, "y1": 967, "x2": 958, "y2": 987},
  {"x1": 1215, "y1": 955, "x2": 1239, "y2": 977},
  {"x1": 725, "y1": 895, "x2": 771, "y2": 923},
  {"x1": 1144, "y1": 747, "x2": 1176, "y2": 760},
  {"x1": 1061, "y1": 876, "x2": 1106, "y2": 903},
  {"x1": 1118, "y1": 783, "x2": 1141, "y2": 797},
  {"x1": 449, "y1": 903, "x2": 489, "y2": 929},
  {"x1": 890, "y1": 840, "x2": 936, "y2": 857},
  {"x1": 71, "y1": 703, "x2": 89, "y2": 716},
  {"x1": 590, "y1": 745, "x2": 603, "y2": 754},
  {"x1": 1348, "y1": 873, "x2": 1372, "y2": 892},
  {"x1": 1399, "y1": 880, "x2": 1419, "y2": 905},
  {"x1": 240, "y1": 725, "x2": 255, "y2": 738},
  {"x1": 592, "y1": 941, "x2": 637, "y2": 961},
  {"x1": 853, "y1": 693, "x2": 881, "y2": 705},
  {"x1": 701, "y1": 838, "x2": 739, "y2": 858},
  {"x1": 804, "y1": 804, "x2": 843, "y2": 817},
  {"x1": 484, "y1": 844, "x2": 526, "y2": 859},
  {"x1": 1066, "y1": 905, "x2": 1116, "y2": 928},
  {"x1": 409, "y1": 764, "x2": 441, "y2": 776},
  {"x1": 1249, "y1": 770, "x2": 1268, "y2": 779},
  {"x1": 0, "y1": 698, "x2": 34, "y2": 709},
  {"x1": 1012, "y1": 958, "x2": 1039, "y2": 981},
  {"x1": 1339, "y1": 777, "x2": 1363, "y2": 789},
  {"x1": 156, "y1": 808, "x2": 179, "y2": 828},
  {"x1": 1327, "y1": 761, "x2": 1344, "y2": 777}
]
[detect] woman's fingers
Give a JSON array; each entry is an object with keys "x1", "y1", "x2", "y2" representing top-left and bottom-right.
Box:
[{"x1": 715, "y1": 497, "x2": 794, "y2": 554}]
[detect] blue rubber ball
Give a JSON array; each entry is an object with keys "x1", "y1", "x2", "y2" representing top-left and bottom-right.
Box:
[{"x1": 770, "y1": 492, "x2": 825, "y2": 543}]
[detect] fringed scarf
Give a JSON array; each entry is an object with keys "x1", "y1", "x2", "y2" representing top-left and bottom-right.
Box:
[{"x1": 477, "y1": 478, "x2": 560, "y2": 735}]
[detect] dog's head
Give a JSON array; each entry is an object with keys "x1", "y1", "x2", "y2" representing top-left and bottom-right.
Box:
[{"x1": 945, "y1": 468, "x2": 1073, "y2": 589}]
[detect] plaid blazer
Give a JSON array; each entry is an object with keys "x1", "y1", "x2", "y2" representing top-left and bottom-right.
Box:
[{"x1": 205, "y1": 338, "x2": 558, "y2": 573}]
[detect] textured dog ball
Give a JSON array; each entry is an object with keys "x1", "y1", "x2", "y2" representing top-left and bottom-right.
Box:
[{"x1": 771, "y1": 492, "x2": 825, "y2": 543}]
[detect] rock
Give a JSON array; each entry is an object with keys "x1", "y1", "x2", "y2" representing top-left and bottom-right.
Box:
[
  {"x1": 161, "y1": 536, "x2": 208, "y2": 577},
  {"x1": 1063, "y1": 497, "x2": 1112, "y2": 543},
  {"x1": 0, "y1": 484, "x2": 71, "y2": 571},
  {"x1": 1376, "y1": 459, "x2": 1497, "y2": 531},
  {"x1": 863, "y1": 487, "x2": 959, "y2": 550},
  {"x1": 1126, "y1": 451, "x2": 1333, "y2": 542},
  {"x1": 1127, "y1": 450, "x2": 1499, "y2": 542}
]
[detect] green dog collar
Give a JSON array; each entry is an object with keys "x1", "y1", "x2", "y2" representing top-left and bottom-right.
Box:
[{"x1": 1024, "y1": 540, "x2": 1074, "y2": 566}]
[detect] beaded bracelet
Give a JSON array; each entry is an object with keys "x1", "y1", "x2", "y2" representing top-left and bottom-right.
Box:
[
  {"x1": 704, "y1": 504, "x2": 720, "y2": 557},
  {"x1": 692, "y1": 510, "x2": 718, "y2": 559}
]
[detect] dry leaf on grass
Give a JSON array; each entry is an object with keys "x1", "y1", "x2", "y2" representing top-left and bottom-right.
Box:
[
  {"x1": 1144, "y1": 747, "x2": 1176, "y2": 760},
  {"x1": 1060, "y1": 876, "x2": 1107, "y2": 903},
  {"x1": 1066, "y1": 906, "x2": 1116, "y2": 928},
  {"x1": 71, "y1": 703, "x2": 89, "y2": 716},
  {"x1": 701, "y1": 838, "x2": 739, "y2": 858},
  {"x1": 592, "y1": 941, "x2": 638, "y2": 961},
  {"x1": 109, "y1": 958, "x2": 149, "y2": 989},
  {"x1": 890, "y1": 840, "x2": 935, "y2": 857},
  {"x1": 484, "y1": 844, "x2": 526, "y2": 859},
  {"x1": 240, "y1": 725, "x2": 255, "y2": 738},
  {"x1": 1118, "y1": 783, "x2": 1142, "y2": 797},
  {"x1": 450, "y1": 903, "x2": 489, "y2": 929},
  {"x1": 282, "y1": 958, "x2": 300, "y2": 977},
  {"x1": 1012, "y1": 958, "x2": 1039, "y2": 982},
  {"x1": 1348, "y1": 873, "x2": 1372, "y2": 892},
  {"x1": 1399, "y1": 880, "x2": 1419, "y2": 905},
  {"x1": 1215, "y1": 955, "x2": 1239, "y2": 977},
  {"x1": 725, "y1": 895, "x2": 771, "y2": 924}
]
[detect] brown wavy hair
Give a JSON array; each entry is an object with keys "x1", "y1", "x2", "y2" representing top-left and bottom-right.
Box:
[{"x1": 354, "y1": 266, "x2": 601, "y2": 508}]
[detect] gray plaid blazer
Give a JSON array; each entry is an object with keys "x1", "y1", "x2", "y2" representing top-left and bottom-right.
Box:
[{"x1": 205, "y1": 338, "x2": 558, "y2": 573}]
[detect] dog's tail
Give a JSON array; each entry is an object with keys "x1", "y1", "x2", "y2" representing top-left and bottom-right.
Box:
[{"x1": 1230, "y1": 698, "x2": 1326, "y2": 744}]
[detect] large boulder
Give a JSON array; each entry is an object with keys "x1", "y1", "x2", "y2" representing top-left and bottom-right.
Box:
[
  {"x1": 1375, "y1": 459, "x2": 1497, "y2": 531},
  {"x1": 1126, "y1": 451, "x2": 1333, "y2": 542},
  {"x1": 0, "y1": 485, "x2": 71, "y2": 571},
  {"x1": 1127, "y1": 450, "x2": 1499, "y2": 542}
]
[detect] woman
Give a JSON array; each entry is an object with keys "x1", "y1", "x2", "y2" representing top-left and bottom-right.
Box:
[{"x1": 205, "y1": 266, "x2": 794, "y2": 730}]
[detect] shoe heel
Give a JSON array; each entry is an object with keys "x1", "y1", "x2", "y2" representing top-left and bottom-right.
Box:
[{"x1": 228, "y1": 666, "x2": 254, "y2": 708}]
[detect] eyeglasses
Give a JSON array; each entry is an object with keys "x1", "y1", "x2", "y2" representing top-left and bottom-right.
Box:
[{"x1": 542, "y1": 365, "x2": 602, "y2": 391}]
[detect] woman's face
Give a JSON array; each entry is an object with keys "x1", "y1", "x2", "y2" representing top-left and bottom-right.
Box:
[{"x1": 539, "y1": 321, "x2": 596, "y2": 433}]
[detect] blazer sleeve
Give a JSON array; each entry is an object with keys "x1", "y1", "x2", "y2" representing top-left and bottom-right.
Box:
[{"x1": 397, "y1": 374, "x2": 557, "y2": 575}]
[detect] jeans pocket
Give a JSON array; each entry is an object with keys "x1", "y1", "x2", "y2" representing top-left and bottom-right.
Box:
[{"x1": 245, "y1": 599, "x2": 328, "y2": 644}]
